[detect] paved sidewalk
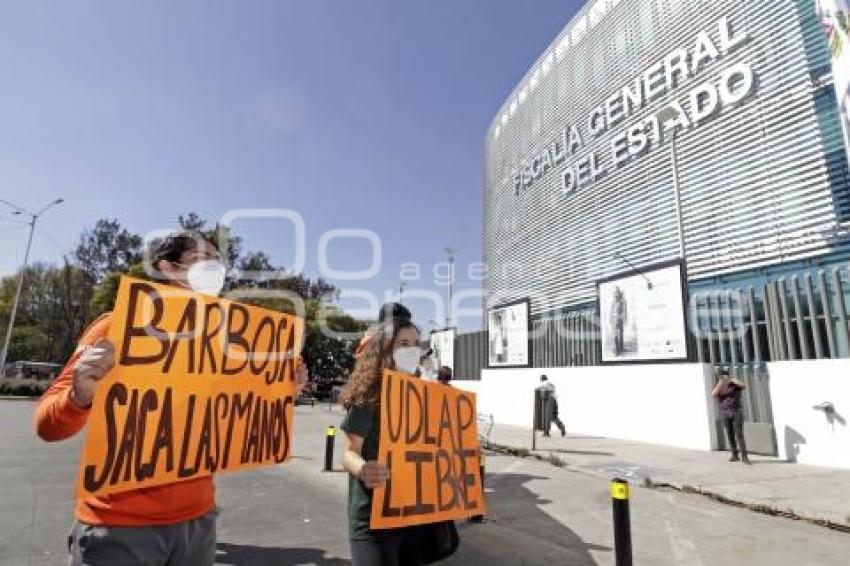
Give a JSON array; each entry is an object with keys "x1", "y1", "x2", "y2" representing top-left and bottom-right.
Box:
[{"x1": 485, "y1": 422, "x2": 850, "y2": 529}]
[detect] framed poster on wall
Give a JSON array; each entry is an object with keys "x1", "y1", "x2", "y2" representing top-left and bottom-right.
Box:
[
  {"x1": 429, "y1": 327, "x2": 456, "y2": 373},
  {"x1": 597, "y1": 260, "x2": 690, "y2": 363},
  {"x1": 487, "y1": 298, "x2": 531, "y2": 368}
]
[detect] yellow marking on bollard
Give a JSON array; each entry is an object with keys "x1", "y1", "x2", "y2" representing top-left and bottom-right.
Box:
[
  {"x1": 326, "y1": 426, "x2": 335, "y2": 437},
  {"x1": 611, "y1": 482, "x2": 629, "y2": 500}
]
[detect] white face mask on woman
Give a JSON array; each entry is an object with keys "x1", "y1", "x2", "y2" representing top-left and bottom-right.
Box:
[
  {"x1": 392, "y1": 346, "x2": 422, "y2": 375},
  {"x1": 184, "y1": 259, "x2": 227, "y2": 296}
]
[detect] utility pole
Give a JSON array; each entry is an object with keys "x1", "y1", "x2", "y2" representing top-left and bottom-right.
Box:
[
  {"x1": 0, "y1": 198, "x2": 64, "y2": 375},
  {"x1": 445, "y1": 246, "x2": 454, "y2": 328}
]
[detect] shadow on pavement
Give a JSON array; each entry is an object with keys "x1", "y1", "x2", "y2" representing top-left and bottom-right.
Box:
[
  {"x1": 447, "y1": 473, "x2": 609, "y2": 565},
  {"x1": 216, "y1": 542, "x2": 349, "y2": 565},
  {"x1": 217, "y1": 473, "x2": 608, "y2": 566}
]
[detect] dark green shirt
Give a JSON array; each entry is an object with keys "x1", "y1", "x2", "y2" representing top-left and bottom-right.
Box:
[{"x1": 341, "y1": 404, "x2": 380, "y2": 541}]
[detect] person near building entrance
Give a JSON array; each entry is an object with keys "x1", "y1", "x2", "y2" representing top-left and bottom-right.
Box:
[
  {"x1": 536, "y1": 375, "x2": 566, "y2": 437},
  {"x1": 711, "y1": 367, "x2": 750, "y2": 464}
]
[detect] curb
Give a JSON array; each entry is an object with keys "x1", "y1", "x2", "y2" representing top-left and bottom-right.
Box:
[
  {"x1": 0, "y1": 396, "x2": 38, "y2": 401},
  {"x1": 485, "y1": 441, "x2": 850, "y2": 534},
  {"x1": 664, "y1": 482, "x2": 850, "y2": 534}
]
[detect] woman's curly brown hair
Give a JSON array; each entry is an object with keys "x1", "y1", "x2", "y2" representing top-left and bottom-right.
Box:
[{"x1": 340, "y1": 319, "x2": 419, "y2": 410}]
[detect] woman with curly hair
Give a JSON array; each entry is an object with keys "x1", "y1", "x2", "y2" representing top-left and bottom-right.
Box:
[{"x1": 340, "y1": 316, "x2": 425, "y2": 565}]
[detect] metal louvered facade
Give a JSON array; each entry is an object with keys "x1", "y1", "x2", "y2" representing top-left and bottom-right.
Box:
[{"x1": 483, "y1": 0, "x2": 850, "y2": 319}]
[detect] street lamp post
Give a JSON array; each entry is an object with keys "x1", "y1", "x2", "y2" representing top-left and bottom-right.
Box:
[
  {"x1": 669, "y1": 130, "x2": 686, "y2": 260},
  {"x1": 0, "y1": 198, "x2": 64, "y2": 375},
  {"x1": 445, "y1": 246, "x2": 454, "y2": 328},
  {"x1": 656, "y1": 107, "x2": 687, "y2": 261}
]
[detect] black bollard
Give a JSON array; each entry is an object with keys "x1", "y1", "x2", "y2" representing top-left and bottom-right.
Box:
[
  {"x1": 470, "y1": 451, "x2": 486, "y2": 523},
  {"x1": 324, "y1": 426, "x2": 335, "y2": 472},
  {"x1": 611, "y1": 478, "x2": 632, "y2": 566}
]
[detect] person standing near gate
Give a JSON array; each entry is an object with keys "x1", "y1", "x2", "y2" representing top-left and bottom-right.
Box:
[
  {"x1": 711, "y1": 367, "x2": 750, "y2": 464},
  {"x1": 536, "y1": 375, "x2": 566, "y2": 437}
]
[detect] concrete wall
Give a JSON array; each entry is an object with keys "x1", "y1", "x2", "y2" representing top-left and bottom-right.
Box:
[
  {"x1": 770, "y1": 360, "x2": 850, "y2": 469},
  {"x1": 454, "y1": 364, "x2": 716, "y2": 451}
]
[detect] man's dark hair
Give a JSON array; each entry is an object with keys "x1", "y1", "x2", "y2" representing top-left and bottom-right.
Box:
[
  {"x1": 540, "y1": 375, "x2": 548, "y2": 382},
  {"x1": 718, "y1": 367, "x2": 730, "y2": 377},
  {"x1": 378, "y1": 302, "x2": 412, "y2": 324},
  {"x1": 150, "y1": 230, "x2": 218, "y2": 267}
]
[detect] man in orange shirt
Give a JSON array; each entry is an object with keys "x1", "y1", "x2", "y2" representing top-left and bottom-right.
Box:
[{"x1": 35, "y1": 230, "x2": 308, "y2": 565}]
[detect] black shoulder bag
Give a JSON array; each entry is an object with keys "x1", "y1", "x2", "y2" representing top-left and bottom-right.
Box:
[{"x1": 421, "y1": 520, "x2": 460, "y2": 564}]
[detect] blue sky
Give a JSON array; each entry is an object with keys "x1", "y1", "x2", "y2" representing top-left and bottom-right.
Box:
[{"x1": 0, "y1": 0, "x2": 583, "y2": 331}]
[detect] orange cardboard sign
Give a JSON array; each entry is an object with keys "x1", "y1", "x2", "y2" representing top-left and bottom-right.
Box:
[
  {"x1": 370, "y1": 370, "x2": 485, "y2": 529},
  {"x1": 78, "y1": 276, "x2": 304, "y2": 496}
]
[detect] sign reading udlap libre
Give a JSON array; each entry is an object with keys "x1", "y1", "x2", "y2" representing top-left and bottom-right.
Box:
[
  {"x1": 78, "y1": 276, "x2": 304, "y2": 496},
  {"x1": 370, "y1": 371, "x2": 485, "y2": 529}
]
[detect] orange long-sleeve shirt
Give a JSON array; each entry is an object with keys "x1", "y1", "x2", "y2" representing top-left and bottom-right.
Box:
[{"x1": 34, "y1": 312, "x2": 215, "y2": 526}]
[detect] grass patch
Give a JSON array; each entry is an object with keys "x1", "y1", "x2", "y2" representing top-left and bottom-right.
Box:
[{"x1": 487, "y1": 442, "x2": 567, "y2": 468}]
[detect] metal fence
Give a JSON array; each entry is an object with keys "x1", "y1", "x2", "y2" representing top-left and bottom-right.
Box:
[
  {"x1": 454, "y1": 330, "x2": 487, "y2": 381},
  {"x1": 691, "y1": 268, "x2": 850, "y2": 366},
  {"x1": 532, "y1": 311, "x2": 600, "y2": 368}
]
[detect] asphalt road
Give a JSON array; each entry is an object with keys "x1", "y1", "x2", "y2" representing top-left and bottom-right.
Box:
[{"x1": 1, "y1": 400, "x2": 847, "y2": 565}]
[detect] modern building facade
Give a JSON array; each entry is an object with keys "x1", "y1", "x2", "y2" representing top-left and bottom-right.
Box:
[{"x1": 483, "y1": 0, "x2": 850, "y2": 324}]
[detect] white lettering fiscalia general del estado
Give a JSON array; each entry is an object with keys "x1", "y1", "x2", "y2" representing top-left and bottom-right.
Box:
[{"x1": 512, "y1": 16, "x2": 756, "y2": 196}]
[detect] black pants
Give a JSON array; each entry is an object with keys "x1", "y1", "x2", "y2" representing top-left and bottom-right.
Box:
[
  {"x1": 350, "y1": 529, "x2": 423, "y2": 566},
  {"x1": 723, "y1": 411, "x2": 747, "y2": 458},
  {"x1": 545, "y1": 400, "x2": 566, "y2": 436}
]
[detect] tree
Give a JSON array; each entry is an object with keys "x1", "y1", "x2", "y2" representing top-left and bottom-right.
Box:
[
  {"x1": 74, "y1": 219, "x2": 143, "y2": 283},
  {"x1": 235, "y1": 252, "x2": 338, "y2": 300},
  {"x1": 0, "y1": 260, "x2": 93, "y2": 364},
  {"x1": 303, "y1": 304, "x2": 366, "y2": 382},
  {"x1": 230, "y1": 253, "x2": 360, "y2": 381},
  {"x1": 178, "y1": 212, "x2": 242, "y2": 267},
  {"x1": 177, "y1": 213, "x2": 206, "y2": 231},
  {"x1": 89, "y1": 263, "x2": 150, "y2": 316}
]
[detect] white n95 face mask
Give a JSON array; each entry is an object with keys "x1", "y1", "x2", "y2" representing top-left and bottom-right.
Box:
[
  {"x1": 393, "y1": 346, "x2": 422, "y2": 375},
  {"x1": 186, "y1": 259, "x2": 227, "y2": 296}
]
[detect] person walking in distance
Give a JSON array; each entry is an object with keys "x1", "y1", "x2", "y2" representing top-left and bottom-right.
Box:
[
  {"x1": 712, "y1": 367, "x2": 750, "y2": 464},
  {"x1": 535, "y1": 375, "x2": 566, "y2": 437}
]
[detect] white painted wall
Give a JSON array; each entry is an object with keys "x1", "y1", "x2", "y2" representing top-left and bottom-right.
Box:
[
  {"x1": 770, "y1": 360, "x2": 850, "y2": 469},
  {"x1": 454, "y1": 364, "x2": 715, "y2": 451}
]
